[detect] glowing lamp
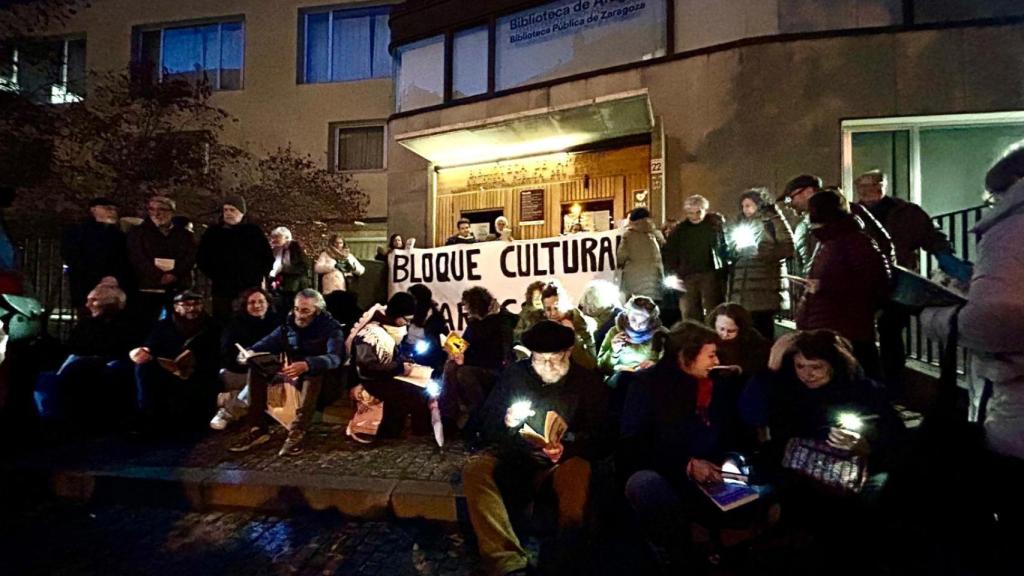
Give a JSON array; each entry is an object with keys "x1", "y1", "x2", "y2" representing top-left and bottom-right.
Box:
[
  {"x1": 731, "y1": 223, "x2": 758, "y2": 250},
  {"x1": 508, "y1": 400, "x2": 535, "y2": 427},
  {"x1": 414, "y1": 340, "x2": 430, "y2": 356},
  {"x1": 425, "y1": 379, "x2": 442, "y2": 399},
  {"x1": 837, "y1": 412, "x2": 864, "y2": 432}
]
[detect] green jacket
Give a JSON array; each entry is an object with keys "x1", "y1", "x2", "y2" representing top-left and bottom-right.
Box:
[{"x1": 597, "y1": 324, "x2": 664, "y2": 374}]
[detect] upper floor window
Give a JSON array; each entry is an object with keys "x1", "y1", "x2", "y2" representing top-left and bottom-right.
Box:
[
  {"x1": 301, "y1": 7, "x2": 391, "y2": 84},
  {"x1": 452, "y1": 26, "x2": 488, "y2": 99},
  {"x1": 0, "y1": 37, "x2": 86, "y2": 104},
  {"x1": 331, "y1": 123, "x2": 385, "y2": 171},
  {"x1": 396, "y1": 35, "x2": 444, "y2": 112},
  {"x1": 133, "y1": 19, "x2": 244, "y2": 91}
]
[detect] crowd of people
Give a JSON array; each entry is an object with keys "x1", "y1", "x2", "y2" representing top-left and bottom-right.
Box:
[{"x1": 33, "y1": 148, "x2": 1024, "y2": 575}]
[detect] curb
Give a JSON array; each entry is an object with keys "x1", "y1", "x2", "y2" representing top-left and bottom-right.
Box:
[{"x1": 42, "y1": 465, "x2": 464, "y2": 522}]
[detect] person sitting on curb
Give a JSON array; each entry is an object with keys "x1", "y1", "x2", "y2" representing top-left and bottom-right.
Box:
[{"x1": 230, "y1": 289, "x2": 344, "y2": 456}]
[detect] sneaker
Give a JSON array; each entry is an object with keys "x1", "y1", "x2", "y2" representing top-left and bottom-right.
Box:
[
  {"x1": 209, "y1": 408, "x2": 235, "y2": 431},
  {"x1": 278, "y1": 429, "x2": 305, "y2": 456},
  {"x1": 229, "y1": 427, "x2": 270, "y2": 452}
]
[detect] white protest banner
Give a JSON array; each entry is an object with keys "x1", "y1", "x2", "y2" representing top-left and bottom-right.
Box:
[{"x1": 389, "y1": 230, "x2": 621, "y2": 331}]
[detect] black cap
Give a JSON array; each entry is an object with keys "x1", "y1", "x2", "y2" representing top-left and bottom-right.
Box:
[
  {"x1": 88, "y1": 197, "x2": 118, "y2": 208},
  {"x1": 628, "y1": 207, "x2": 651, "y2": 221},
  {"x1": 780, "y1": 174, "x2": 823, "y2": 200},
  {"x1": 173, "y1": 290, "x2": 203, "y2": 303},
  {"x1": 386, "y1": 292, "x2": 416, "y2": 318},
  {"x1": 522, "y1": 320, "x2": 576, "y2": 353}
]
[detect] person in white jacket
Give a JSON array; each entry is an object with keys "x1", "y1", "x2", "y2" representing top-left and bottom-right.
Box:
[
  {"x1": 314, "y1": 234, "x2": 365, "y2": 295},
  {"x1": 958, "y1": 146, "x2": 1024, "y2": 461}
]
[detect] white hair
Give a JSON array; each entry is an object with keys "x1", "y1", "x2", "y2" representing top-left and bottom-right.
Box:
[
  {"x1": 270, "y1": 226, "x2": 292, "y2": 241},
  {"x1": 683, "y1": 195, "x2": 709, "y2": 210}
]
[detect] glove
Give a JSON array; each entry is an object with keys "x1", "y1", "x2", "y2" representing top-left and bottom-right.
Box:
[{"x1": 936, "y1": 251, "x2": 973, "y2": 284}]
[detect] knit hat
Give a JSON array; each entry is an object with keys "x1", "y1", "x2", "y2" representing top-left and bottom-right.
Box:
[
  {"x1": 522, "y1": 320, "x2": 576, "y2": 353},
  {"x1": 173, "y1": 290, "x2": 203, "y2": 303},
  {"x1": 628, "y1": 207, "x2": 651, "y2": 221},
  {"x1": 986, "y1": 147, "x2": 1024, "y2": 194},
  {"x1": 88, "y1": 196, "x2": 118, "y2": 208},
  {"x1": 386, "y1": 292, "x2": 417, "y2": 318},
  {"x1": 780, "y1": 174, "x2": 822, "y2": 200},
  {"x1": 149, "y1": 195, "x2": 176, "y2": 211},
  {"x1": 223, "y1": 194, "x2": 247, "y2": 213}
]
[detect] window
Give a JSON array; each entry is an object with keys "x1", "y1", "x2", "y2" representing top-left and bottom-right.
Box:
[
  {"x1": 301, "y1": 7, "x2": 391, "y2": 84},
  {"x1": 133, "y1": 19, "x2": 244, "y2": 90},
  {"x1": 396, "y1": 35, "x2": 444, "y2": 112},
  {"x1": 0, "y1": 37, "x2": 86, "y2": 104},
  {"x1": 452, "y1": 26, "x2": 488, "y2": 99},
  {"x1": 331, "y1": 124, "x2": 385, "y2": 171}
]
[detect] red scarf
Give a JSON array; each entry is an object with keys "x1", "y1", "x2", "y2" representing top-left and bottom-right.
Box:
[{"x1": 695, "y1": 377, "x2": 713, "y2": 425}]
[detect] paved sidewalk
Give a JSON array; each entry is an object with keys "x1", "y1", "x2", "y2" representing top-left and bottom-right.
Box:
[
  {"x1": 4, "y1": 424, "x2": 472, "y2": 520},
  {"x1": 1, "y1": 501, "x2": 481, "y2": 576}
]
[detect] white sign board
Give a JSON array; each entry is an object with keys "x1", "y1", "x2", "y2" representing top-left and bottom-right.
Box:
[{"x1": 390, "y1": 230, "x2": 621, "y2": 331}]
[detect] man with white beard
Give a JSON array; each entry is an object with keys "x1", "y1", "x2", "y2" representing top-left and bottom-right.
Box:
[{"x1": 463, "y1": 320, "x2": 610, "y2": 576}]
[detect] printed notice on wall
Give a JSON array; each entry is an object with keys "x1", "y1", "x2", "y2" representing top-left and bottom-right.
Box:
[
  {"x1": 519, "y1": 188, "x2": 546, "y2": 224},
  {"x1": 505, "y1": 0, "x2": 652, "y2": 46}
]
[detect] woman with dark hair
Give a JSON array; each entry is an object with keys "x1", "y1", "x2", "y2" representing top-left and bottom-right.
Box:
[
  {"x1": 404, "y1": 284, "x2": 449, "y2": 373},
  {"x1": 375, "y1": 233, "x2": 405, "y2": 262},
  {"x1": 513, "y1": 280, "x2": 547, "y2": 344},
  {"x1": 314, "y1": 234, "x2": 365, "y2": 295},
  {"x1": 796, "y1": 189, "x2": 890, "y2": 378},
  {"x1": 726, "y1": 187, "x2": 794, "y2": 339},
  {"x1": 705, "y1": 302, "x2": 770, "y2": 378},
  {"x1": 527, "y1": 280, "x2": 596, "y2": 369},
  {"x1": 209, "y1": 287, "x2": 281, "y2": 431},
  {"x1": 739, "y1": 329, "x2": 903, "y2": 570},
  {"x1": 619, "y1": 321, "x2": 746, "y2": 569}
]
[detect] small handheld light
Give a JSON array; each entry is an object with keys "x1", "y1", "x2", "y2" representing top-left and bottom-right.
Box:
[
  {"x1": 414, "y1": 340, "x2": 430, "y2": 356},
  {"x1": 508, "y1": 400, "x2": 535, "y2": 427},
  {"x1": 731, "y1": 223, "x2": 758, "y2": 250},
  {"x1": 837, "y1": 412, "x2": 864, "y2": 432},
  {"x1": 425, "y1": 379, "x2": 441, "y2": 399}
]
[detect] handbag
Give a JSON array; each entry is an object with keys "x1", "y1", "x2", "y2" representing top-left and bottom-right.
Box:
[{"x1": 781, "y1": 437, "x2": 867, "y2": 494}]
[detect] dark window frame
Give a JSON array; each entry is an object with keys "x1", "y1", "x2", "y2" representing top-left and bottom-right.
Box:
[
  {"x1": 329, "y1": 121, "x2": 388, "y2": 173},
  {"x1": 1, "y1": 34, "x2": 87, "y2": 104},
  {"x1": 297, "y1": 4, "x2": 393, "y2": 85},
  {"x1": 130, "y1": 15, "x2": 246, "y2": 92}
]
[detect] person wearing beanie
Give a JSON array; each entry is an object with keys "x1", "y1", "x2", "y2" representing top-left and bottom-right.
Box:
[
  {"x1": 616, "y1": 206, "x2": 666, "y2": 302},
  {"x1": 955, "y1": 146, "x2": 1024, "y2": 460},
  {"x1": 349, "y1": 291, "x2": 430, "y2": 439},
  {"x1": 126, "y1": 194, "x2": 198, "y2": 323},
  {"x1": 464, "y1": 319, "x2": 610, "y2": 576},
  {"x1": 61, "y1": 196, "x2": 132, "y2": 309},
  {"x1": 795, "y1": 189, "x2": 890, "y2": 379},
  {"x1": 197, "y1": 194, "x2": 274, "y2": 321}
]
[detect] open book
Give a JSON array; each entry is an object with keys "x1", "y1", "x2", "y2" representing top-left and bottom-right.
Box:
[
  {"x1": 698, "y1": 478, "x2": 760, "y2": 512},
  {"x1": 891, "y1": 265, "x2": 968, "y2": 308},
  {"x1": 395, "y1": 363, "x2": 434, "y2": 388},
  {"x1": 157, "y1": 349, "x2": 195, "y2": 380},
  {"x1": 519, "y1": 410, "x2": 568, "y2": 450}
]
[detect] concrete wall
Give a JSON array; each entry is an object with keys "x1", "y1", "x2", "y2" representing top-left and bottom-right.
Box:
[
  {"x1": 46, "y1": 0, "x2": 395, "y2": 219},
  {"x1": 387, "y1": 22, "x2": 1024, "y2": 242}
]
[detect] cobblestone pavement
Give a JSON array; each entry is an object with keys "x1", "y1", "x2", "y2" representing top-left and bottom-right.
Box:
[
  {"x1": 10, "y1": 424, "x2": 470, "y2": 485},
  {"x1": 0, "y1": 501, "x2": 482, "y2": 576}
]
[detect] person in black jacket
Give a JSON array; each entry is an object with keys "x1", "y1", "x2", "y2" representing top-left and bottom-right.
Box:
[
  {"x1": 209, "y1": 287, "x2": 280, "y2": 431},
  {"x1": 439, "y1": 286, "x2": 513, "y2": 438},
  {"x1": 620, "y1": 321, "x2": 744, "y2": 570},
  {"x1": 126, "y1": 196, "x2": 197, "y2": 324},
  {"x1": 129, "y1": 290, "x2": 221, "y2": 432},
  {"x1": 403, "y1": 284, "x2": 450, "y2": 373},
  {"x1": 197, "y1": 195, "x2": 274, "y2": 321},
  {"x1": 464, "y1": 320, "x2": 610, "y2": 576},
  {"x1": 61, "y1": 197, "x2": 132, "y2": 309},
  {"x1": 662, "y1": 195, "x2": 728, "y2": 321}
]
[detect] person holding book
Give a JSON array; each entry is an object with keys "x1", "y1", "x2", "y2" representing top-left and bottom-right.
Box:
[
  {"x1": 403, "y1": 284, "x2": 449, "y2": 374},
  {"x1": 230, "y1": 289, "x2": 344, "y2": 456},
  {"x1": 705, "y1": 302, "x2": 770, "y2": 379},
  {"x1": 463, "y1": 320, "x2": 610, "y2": 576},
  {"x1": 597, "y1": 295, "x2": 667, "y2": 422},
  {"x1": 619, "y1": 321, "x2": 747, "y2": 571},
  {"x1": 349, "y1": 291, "x2": 430, "y2": 439},
  {"x1": 129, "y1": 290, "x2": 221, "y2": 432}
]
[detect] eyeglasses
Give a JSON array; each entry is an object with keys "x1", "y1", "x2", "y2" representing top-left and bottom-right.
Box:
[
  {"x1": 293, "y1": 307, "x2": 317, "y2": 315},
  {"x1": 532, "y1": 351, "x2": 566, "y2": 364}
]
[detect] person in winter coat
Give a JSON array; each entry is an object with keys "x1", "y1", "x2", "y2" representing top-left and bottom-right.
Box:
[
  {"x1": 727, "y1": 188, "x2": 795, "y2": 339},
  {"x1": 404, "y1": 284, "x2": 450, "y2": 373},
  {"x1": 538, "y1": 280, "x2": 597, "y2": 369},
  {"x1": 706, "y1": 302, "x2": 770, "y2": 379},
  {"x1": 795, "y1": 190, "x2": 890, "y2": 377},
  {"x1": 619, "y1": 321, "x2": 745, "y2": 572},
  {"x1": 955, "y1": 148, "x2": 1024, "y2": 461},
  {"x1": 597, "y1": 296, "x2": 666, "y2": 378},
  {"x1": 126, "y1": 195, "x2": 197, "y2": 323},
  {"x1": 314, "y1": 234, "x2": 366, "y2": 295},
  {"x1": 617, "y1": 207, "x2": 665, "y2": 302},
  {"x1": 208, "y1": 287, "x2": 281, "y2": 431},
  {"x1": 350, "y1": 292, "x2": 429, "y2": 439},
  {"x1": 662, "y1": 195, "x2": 728, "y2": 321},
  {"x1": 231, "y1": 289, "x2": 345, "y2": 456},
  {"x1": 268, "y1": 227, "x2": 310, "y2": 309},
  {"x1": 513, "y1": 280, "x2": 547, "y2": 345},
  {"x1": 129, "y1": 290, "x2": 221, "y2": 432},
  {"x1": 464, "y1": 320, "x2": 610, "y2": 576},
  {"x1": 197, "y1": 195, "x2": 274, "y2": 321},
  {"x1": 578, "y1": 279, "x2": 623, "y2": 351},
  {"x1": 61, "y1": 197, "x2": 132, "y2": 309}
]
